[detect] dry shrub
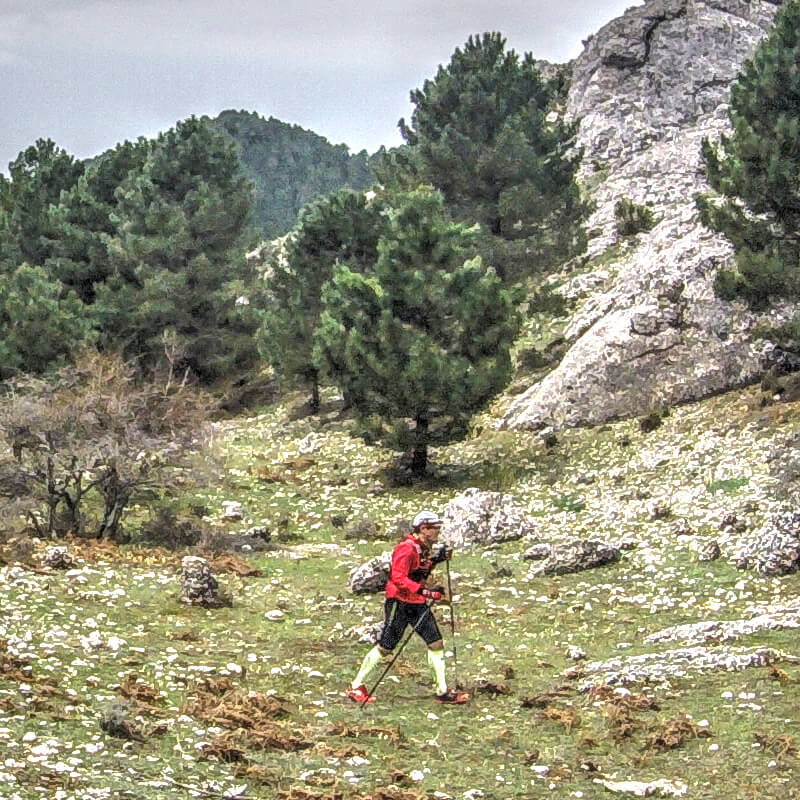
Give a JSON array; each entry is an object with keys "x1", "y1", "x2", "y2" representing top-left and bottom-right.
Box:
[
  {"x1": 194, "y1": 676, "x2": 235, "y2": 695},
  {"x1": 538, "y1": 705, "x2": 580, "y2": 732},
  {"x1": 169, "y1": 629, "x2": 202, "y2": 643},
  {"x1": 0, "y1": 639, "x2": 34, "y2": 684},
  {"x1": 119, "y1": 674, "x2": 164, "y2": 713},
  {"x1": 198, "y1": 733, "x2": 250, "y2": 763},
  {"x1": 242, "y1": 724, "x2": 312, "y2": 752},
  {"x1": 184, "y1": 688, "x2": 291, "y2": 729},
  {"x1": 645, "y1": 714, "x2": 711, "y2": 751},
  {"x1": 597, "y1": 691, "x2": 661, "y2": 743},
  {"x1": 521, "y1": 684, "x2": 575, "y2": 708},
  {"x1": 208, "y1": 553, "x2": 263, "y2": 576},
  {"x1": 326, "y1": 722, "x2": 405, "y2": 744},
  {"x1": 754, "y1": 731, "x2": 799, "y2": 758},
  {"x1": 232, "y1": 762, "x2": 283, "y2": 786},
  {"x1": 474, "y1": 679, "x2": 513, "y2": 697},
  {"x1": 314, "y1": 741, "x2": 368, "y2": 759}
]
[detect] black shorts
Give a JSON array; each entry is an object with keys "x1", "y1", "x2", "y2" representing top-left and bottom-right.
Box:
[{"x1": 378, "y1": 598, "x2": 442, "y2": 650}]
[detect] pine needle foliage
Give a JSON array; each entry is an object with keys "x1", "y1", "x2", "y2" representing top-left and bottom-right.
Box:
[
  {"x1": 315, "y1": 188, "x2": 520, "y2": 477},
  {"x1": 397, "y1": 32, "x2": 589, "y2": 284},
  {"x1": 259, "y1": 189, "x2": 385, "y2": 412},
  {"x1": 699, "y1": 0, "x2": 800, "y2": 308}
]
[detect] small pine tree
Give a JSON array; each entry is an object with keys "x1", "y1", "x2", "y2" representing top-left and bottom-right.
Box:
[
  {"x1": 315, "y1": 188, "x2": 520, "y2": 476},
  {"x1": 258, "y1": 189, "x2": 384, "y2": 411},
  {"x1": 699, "y1": 0, "x2": 800, "y2": 308}
]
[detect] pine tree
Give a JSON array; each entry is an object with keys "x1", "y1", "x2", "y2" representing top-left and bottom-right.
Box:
[
  {"x1": 45, "y1": 139, "x2": 151, "y2": 303},
  {"x1": 259, "y1": 189, "x2": 384, "y2": 410},
  {"x1": 699, "y1": 0, "x2": 800, "y2": 308},
  {"x1": 0, "y1": 139, "x2": 84, "y2": 269},
  {"x1": 0, "y1": 264, "x2": 93, "y2": 379},
  {"x1": 92, "y1": 117, "x2": 259, "y2": 380},
  {"x1": 398, "y1": 32, "x2": 588, "y2": 283},
  {"x1": 316, "y1": 188, "x2": 520, "y2": 476}
]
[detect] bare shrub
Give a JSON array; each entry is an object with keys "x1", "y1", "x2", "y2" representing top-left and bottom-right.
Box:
[{"x1": 0, "y1": 350, "x2": 217, "y2": 540}]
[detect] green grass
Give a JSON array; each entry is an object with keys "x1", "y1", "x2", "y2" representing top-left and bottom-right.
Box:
[
  {"x1": 2, "y1": 385, "x2": 799, "y2": 799},
  {"x1": 706, "y1": 477, "x2": 750, "y2": 495}
]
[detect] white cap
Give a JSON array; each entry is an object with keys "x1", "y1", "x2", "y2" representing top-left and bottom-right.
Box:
[{"x1": 412, "y1": 510, "x2": 444, "y2": 529}]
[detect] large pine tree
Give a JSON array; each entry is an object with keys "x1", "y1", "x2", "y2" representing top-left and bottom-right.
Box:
[
  {"x1": 92, "y1": 117, "x2": 259, "y2": 380},
  {"x1": 316, "y1": 188, "x2": 520, "y2": 476},
  {"x1": 699, "y1": 0, "x2": 800, "y2": 308},
  {"x1": 397, "y1": 32, "x2": 588, "y2": 284}
]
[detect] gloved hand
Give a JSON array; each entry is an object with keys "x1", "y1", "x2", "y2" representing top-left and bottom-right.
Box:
[
  {"x1": 431, "y1": 543, "x2": 454, "y2": 564},
  {"x1": 421, "y1": 588, "x2": 443, "y2": 601}
]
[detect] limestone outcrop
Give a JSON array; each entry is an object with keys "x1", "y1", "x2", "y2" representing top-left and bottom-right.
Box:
[{"x1": 502, "y1": 0, "x2": 792, "y2": 431}]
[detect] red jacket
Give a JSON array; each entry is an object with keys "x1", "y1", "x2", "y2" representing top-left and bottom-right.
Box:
[{"x1": 385, "y1": 534, "x2": 433, "y2": 604}]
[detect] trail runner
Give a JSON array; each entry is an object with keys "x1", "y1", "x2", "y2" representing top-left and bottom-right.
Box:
[{"x1": 346, "y1": 510, "x2": 469, "y2": 705}]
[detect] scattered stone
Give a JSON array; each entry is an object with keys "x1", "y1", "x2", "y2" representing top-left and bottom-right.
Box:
[
  {"x1": 442, "y1": 488, "x2": 537, "y2": 550},
  {"x1": 523, "y1": 543, "x2": 552, "y2": 561},
  {"x1": 526, "y1": 539, "x2": 621, "y2": 578},
  {"x1": 333, "y1": 622, "x2": 384, "y2": 644},
  {"x1": 569, "y1": 646, "x2": 798, "y2": 688},
  {"x1": 179, "y1": 556, "x2": 231, "y2": 608},
  {"x1": 648, "y1": 500, "x2": 671, "y2": 521},
  {"x1": 566, "y1": 645, "x2": 587, "y2": 661},
  {"x1": 99, "y1": 700, "x2": 145, "y2": 741},
  {"x1": 348, "y1": 551, "x2": 392, "y2": 595},
  {"x1": 646, "y1": 605, "x2": 800, "y2": 647},
  {"x1": 671, "y1": 518, "x2": 693, "y2": 536},
  {"x1": 221, "y1": 501, "x2": 243, "y2": 521},
  {"x1": 41, "y1": 546, "x2": 73, "y2": 570}
]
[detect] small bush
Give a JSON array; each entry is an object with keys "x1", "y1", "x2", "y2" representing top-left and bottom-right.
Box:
[
  {"x1": 136, "y1": 507, "x2": 206, "y2": 549},
  {"x1": 615, "y1": 197, "x2": 657, "y2": 236},
  {"x1": 639, "y1": 412, "x2": 664, "y2": 433},
  {"x1": 553, "y1": 494, "x2": 586, "y2": 513},
  {"x1": 528, "y1": 286, "x2": 568, "y2": 317}
]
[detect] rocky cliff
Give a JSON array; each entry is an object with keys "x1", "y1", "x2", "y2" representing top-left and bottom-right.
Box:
[{"x1": 501, "y1": 0, "x2": 792, "y2": 431}]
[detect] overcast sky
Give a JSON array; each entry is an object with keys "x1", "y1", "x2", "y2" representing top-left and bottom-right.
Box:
[{"x1": 1, "y1": 0, "x2": 642, "y2": 172}]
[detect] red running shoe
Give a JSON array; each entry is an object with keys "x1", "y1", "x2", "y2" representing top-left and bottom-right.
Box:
[{"x1": 345, "y1": 685, "x2": 375, "y2": 704}]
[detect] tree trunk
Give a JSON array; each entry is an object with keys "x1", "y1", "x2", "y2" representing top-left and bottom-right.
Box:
[
  {"x1": 310, "y1": 376, "x2": 321, "y2": 415},
  {"x1": 411, "y1": 416, "x2": 429, "y2": 478},
  {"x1": 97, "y1": 465, "x2": 129, "y2": 540}
]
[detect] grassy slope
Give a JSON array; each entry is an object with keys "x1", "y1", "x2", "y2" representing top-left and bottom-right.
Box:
[{"x1": 1, "y1": 385, "x2": 799, "y2": 800}]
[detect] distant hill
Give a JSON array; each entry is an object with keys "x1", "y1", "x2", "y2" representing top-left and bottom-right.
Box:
[{"x1": 207, "y1": 109, "x2": 374, "y2": 239}]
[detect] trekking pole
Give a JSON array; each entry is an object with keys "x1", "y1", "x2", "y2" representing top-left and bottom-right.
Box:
[
  {"x1": 445, "y1": 559, "x2": 458, "y2": 681},
  {"x1": 362, "y1": 602, "x2": 434, "y2": 708}
]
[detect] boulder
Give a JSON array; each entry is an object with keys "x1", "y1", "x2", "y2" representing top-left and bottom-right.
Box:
[
  {"x1": 732, "y1": 509, "x2": 800, "y2": 576},
  {"x1": 348, "y1": 551, "x2": 392, "y2": 595},
  {"x1": 696, "y1": 540, "x2": 721, "y2": 562},
  {"x1": 441, "y1": 488, "x2": 537, "y2": 550},
  {"x1": 526, "y1": 539, "x2": 621, "y2": 578},
  {"x1": 180, "y1": 555, "x2": 230, "y2": 608},
  {"x1": 523, "y1": 543, "x2": 552, "y2": 561},
  {"x1": 41, "y1": 546, "x2": 73, "y2": 570}
]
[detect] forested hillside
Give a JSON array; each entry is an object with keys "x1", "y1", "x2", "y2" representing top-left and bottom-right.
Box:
[{"x1": 209, "y1": 109, "x2": 374, "y2": 239}]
